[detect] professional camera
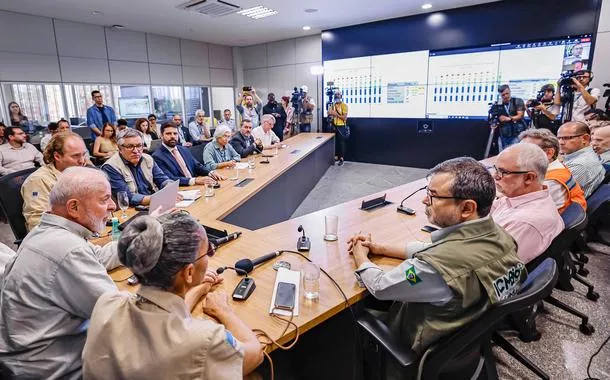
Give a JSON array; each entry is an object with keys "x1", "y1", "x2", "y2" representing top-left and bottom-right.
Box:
[
  {"x1": 558, "y1": 70, "x2": 578, "y2": 95},
  {"x1": 291, "y1": 87, "x2": 304, "y2": 109},
  {"x1": 488, "y1": 102, "x2": 503, "y2": 125},
  {"x1": 527, "y1": 89, "x2": 546, "y2": 108}
]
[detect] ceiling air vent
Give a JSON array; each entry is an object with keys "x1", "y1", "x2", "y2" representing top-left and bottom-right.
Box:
[{"x1": 178, "y1": 0, "x2": 241, "y2": 17}]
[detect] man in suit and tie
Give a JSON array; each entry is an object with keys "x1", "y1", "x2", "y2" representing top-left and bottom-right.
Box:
[
  {"x1": 153, "y1": 122, "x2": 223, "y2": 186},
  {"x1": 172, "y1": 114, "x2": 193, "y2": 147}
]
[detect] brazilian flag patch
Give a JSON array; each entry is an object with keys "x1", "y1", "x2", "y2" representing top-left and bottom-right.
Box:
[{"x1": 405, "y1": 266, "x2": 422, "y2": 286}]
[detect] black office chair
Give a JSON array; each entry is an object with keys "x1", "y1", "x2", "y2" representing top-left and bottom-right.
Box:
[
  {"x1": 584, "y1": 184, "x2": 610, "y2": 244},
  {"x1": 187, "y1": 142, "x2": 208, "y2": 164},
  {"x1": 0, "y1": 167, "x2": 38, "y2": 245},
  {"x1": 357, "y1": 259, "x2": 558, "y2": 380},
  {"x1": 524, "y1": 202, "x2": 595, "y2": 335}
]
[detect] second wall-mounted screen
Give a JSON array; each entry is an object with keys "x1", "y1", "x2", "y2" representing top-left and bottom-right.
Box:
[{"x1": 323, "y1": 35, "x2": 592, "y2": 119}]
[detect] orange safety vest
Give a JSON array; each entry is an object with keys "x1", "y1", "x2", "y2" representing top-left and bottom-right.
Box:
[{"x1": 546, "y1": 164, "x2": 587, "y2": 214}]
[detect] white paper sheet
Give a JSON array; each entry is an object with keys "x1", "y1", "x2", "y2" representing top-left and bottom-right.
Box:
[
  {"x1": 178, "y1": 189, "x2": 201, "y2": 200},
  {"x1": 269, "y1": 268, "x2": 301, "y2": 316}
]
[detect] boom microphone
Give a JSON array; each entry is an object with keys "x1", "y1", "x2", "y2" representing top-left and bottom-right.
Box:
[
  {"x1": 235, "y1": 251, "x2": 282, "y2": 273},
  {"x1": 211, "y1": 231, "x2": 241, "y2": 246}
]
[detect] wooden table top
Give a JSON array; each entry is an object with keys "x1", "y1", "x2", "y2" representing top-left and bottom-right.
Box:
[{"x1": 103, "y1": 133, "x2": 433, "y2": 347}]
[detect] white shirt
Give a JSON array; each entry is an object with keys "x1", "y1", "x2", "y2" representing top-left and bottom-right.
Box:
[
  {"x1": 40, "y1": 134, "x2": 52, "y2": 151},
  {"x1": 570, "y1": 87, "x2": 600, "y2": 122},
  {"x1": 251, "y1": 126, "x2": 279, "y2": 148}
]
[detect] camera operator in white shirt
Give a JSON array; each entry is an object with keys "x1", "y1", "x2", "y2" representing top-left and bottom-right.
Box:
[{"x1": 554, "y1": 70, "x2": 600, "y2": 123}]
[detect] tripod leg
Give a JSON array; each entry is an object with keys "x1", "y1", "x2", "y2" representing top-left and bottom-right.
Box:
[{"x1": 484, "y1": 127, "x2": 496, "y2": 158}]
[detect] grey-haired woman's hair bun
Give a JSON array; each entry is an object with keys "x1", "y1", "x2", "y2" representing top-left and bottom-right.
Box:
[{"x1": 117, "y1": 215, "x2": 164, "y2": 275}]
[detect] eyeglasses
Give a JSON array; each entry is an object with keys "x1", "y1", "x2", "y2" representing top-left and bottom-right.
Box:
[
  {"x1": 425, "y1": 188, "x2": 466, "y2": 204},
  {"x1": 121, "y1": 144, "x2": 144, "y2": 150},
  {"x1": 575, "y1": 76, "x2": 590, "y2": 80},
  {"x1": 488, "y1": 165, "x2": 531, "y2": 179},
  {"x1": 193, "y1": 242, "x2": 216, "y2": 263},
  {"x1": 557, "y1": 134, "x2": 585, "y2": 141}
]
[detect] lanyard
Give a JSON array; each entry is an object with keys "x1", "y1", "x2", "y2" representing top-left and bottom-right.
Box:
[{"x1": 504, "y1": 104, "x2": 511, "y2": 116}]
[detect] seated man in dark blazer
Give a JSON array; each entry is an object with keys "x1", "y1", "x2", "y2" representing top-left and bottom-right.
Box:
[
  {"x1": 230, "y1": 119, "x2": 263, "y2": 158},
  {"x1": 172, "y1": 114, "x2": 193, "y2": 147},
  {"x1": 152, "y1": 122, "x2": 222, "y2": 186}
]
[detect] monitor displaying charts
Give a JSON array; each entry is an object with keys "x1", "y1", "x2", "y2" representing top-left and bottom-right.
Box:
[{"x1": 322, "y1": 34, "x2": 592, "y2": 120}]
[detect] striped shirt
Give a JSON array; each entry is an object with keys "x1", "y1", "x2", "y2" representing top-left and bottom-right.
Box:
[{"x1": 563, "y1": 146, "x2": 605, "y2": 198}]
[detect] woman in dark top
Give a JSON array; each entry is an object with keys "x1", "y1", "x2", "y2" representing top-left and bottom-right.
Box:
[
  {"x1": 8, "y1": 102, "x2": 28, "y2": 127},
  {"x1": 135, "y1": 118, "x2": 159, "y2": 153}
]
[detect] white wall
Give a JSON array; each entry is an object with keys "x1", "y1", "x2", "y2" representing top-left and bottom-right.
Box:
[
  {"x1": 0, "y1": 10, "x2": 234, "y2": 87},
  {"x1": 591, "y1": 0, "x2": 610, "y2": 94},
  {"x1": 235, "y1": 35, "x2": 323, "y2": 131}
]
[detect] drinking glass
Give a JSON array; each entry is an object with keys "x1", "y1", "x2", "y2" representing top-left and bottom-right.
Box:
[
  {"x1": 323, "y1": 215, "x2": 338, "y2": 241},
  {"x1": 248, "y1": 157, "x2": 256, "y2": 169},
  {"x1": 230, "y1": 167, "x2": 239, "y2": 181},
  {"x1": 117, "y1": 191, "x2": 129, "y2": 220},
  {"x1": 204, "y1": 183, "x2": 215, "y2": 197},
  {"x1": 302, "y1": 262, "x2": 321, "y2": 300}
]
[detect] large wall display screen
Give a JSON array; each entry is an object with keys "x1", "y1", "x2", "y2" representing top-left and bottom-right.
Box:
[{"x1": 323, "y1": 35, "x2": 592, "y2": 119}]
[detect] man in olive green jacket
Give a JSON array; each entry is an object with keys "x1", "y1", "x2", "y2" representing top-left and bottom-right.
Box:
[{"x1": 348, "y1": 157, "x2": 526, "y2": 358}]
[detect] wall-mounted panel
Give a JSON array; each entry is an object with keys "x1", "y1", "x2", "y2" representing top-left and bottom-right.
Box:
[
  {"x1": 295, "y1": 35, "x2": 322, "y2": 64},
  {"x1": 267, "y1": 39, "x2": 296, "y2": 67},
  {"x1": 181, "y1": 39, "x2": 209, "y2": 67},
  {"x1": 54, "y1": 20, "x2": 107, "y2": 59},
  {"x1": 147, "y1": 34, "x2": 181, "y2": 65},
  {"x1": 210, "y1": 68, "x2": 234, "y2": 86},
  {"x1": 149, "y1": 64, "x2": 182, "y2": 85},
  {"x1": 109, "y1": 60, "x2": 150, "y2": 83},
  {"x1": 0, "y1": 11, "x2": 56, "y2": 55},
  {"x1": 209, "y1": 44, "x2": 233, "y2": 69},
  {"x1": 242, "y1": 44, "x2": 267, "y2": 69},
  {"x1": 183, "y1": 65, "x2": 211, "y2": 85},
  {"x1": 106, "y1": 29, "x2": 148, "y2": 62},
  {"x1": 0, "y1": 53, "x2": 61, "y2": 82},
  {"x1": 60, "y1": 57, "x2": 110, "y2": 83}
]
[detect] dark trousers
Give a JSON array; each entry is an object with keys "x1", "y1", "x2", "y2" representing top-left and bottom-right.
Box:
[
  {"x1": 300, "y1": 123, "x2": 311, "y2": 133},
  {"x1": 335, "y1": 130, "x2": 346, "y2": 159}
]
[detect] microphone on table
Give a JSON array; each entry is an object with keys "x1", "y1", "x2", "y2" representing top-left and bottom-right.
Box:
[
  {"x1": 210, "y1": 231, "x2": 242, "y2": 246},
  {"x1": 396, "y1": 186, "x2": 426, "y2": 215},
  {"x1": 297, "y1": 225, "x2": 311, "y2": 251},
  {"x1": 234, "y1": 251, "x2": 282, "y2": 274},
  {"x1": 216, "y1": 266, "x2": 249, "y2": 277}
]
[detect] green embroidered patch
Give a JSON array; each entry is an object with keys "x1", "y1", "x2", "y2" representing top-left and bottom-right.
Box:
[{"x1": 405, "y1": 266, "x2": 422, "y2": 286}]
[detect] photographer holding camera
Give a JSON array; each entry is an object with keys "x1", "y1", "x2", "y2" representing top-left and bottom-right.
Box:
[
  {"x1": 526, "y1": 84, "x2": 560, "y2": 134},
  {"x1": 554, "y1": 69, "x2": 600, "y2": 123},
  {"x1": 236, "y1": 87, "x2": 263, "y2": 128},
  {"x1": 495, "y1": 84, "x2": 527, "y2": 150},
  {"x1": 298, "y1": 85, "x2": 316, "y2": 133}
]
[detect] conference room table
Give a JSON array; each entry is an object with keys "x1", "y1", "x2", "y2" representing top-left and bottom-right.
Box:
[{"x1": 99, "y1": 132, "x2": 435, "y2": 367}]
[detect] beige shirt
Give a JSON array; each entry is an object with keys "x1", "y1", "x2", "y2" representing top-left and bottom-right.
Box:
[
  {"x1": 83, "y1": 286, "x2": 245, "y2": 380},
  {"x1": 0, "y1": 142, "x2": 44, "y2": 175},
  {"x1": 21, "y1": 163, "x2": 62, "y2": 231},
  {"x1": 251, "y1": 127, "x2": 279, "y2": 148}
]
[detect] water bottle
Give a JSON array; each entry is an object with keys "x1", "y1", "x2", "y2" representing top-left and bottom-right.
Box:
[{"x1": 111, "y1": 217, "x2": 121, "y2": 241}]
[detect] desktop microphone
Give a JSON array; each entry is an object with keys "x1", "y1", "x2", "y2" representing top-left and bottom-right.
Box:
[
  {"x1": 234, "y1": 251, "x2": 282, "y2": 273},
  {"x1": 211, "y1": 231, "x2": 242, "y2": 246},
  {"x1": 297, "y1": 225, "x2": 311, "y2": 251},
  {"x1": 217, "y1": 266, "x2": 256, "y2": 300},
  {"x1": 396, "y1": 186, "x2": 426, "y2": 215}
]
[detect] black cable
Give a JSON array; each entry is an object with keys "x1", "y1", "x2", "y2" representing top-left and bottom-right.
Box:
[
  {"x1": 585, "y1": 332, "x2": 610, "y2": 380},
  {"x1": 400, "y1": 186, "x2": 426, "y2": 207}
]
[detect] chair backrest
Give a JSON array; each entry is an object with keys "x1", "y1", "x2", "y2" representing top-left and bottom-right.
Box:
[
  {"x1": 0, "y1": 167, "x2": 38, "y2": 241},
  {"x1": 527, "y1": 202, "x2": 587, "y2": 271},
  {"x1": 586, "y1": 184, "x2": 610, "y2": 218},
  {"x1": 419, "y1": 258, "x2": 558, "y2": 380},
  {"x1": 186, "y1": 142, "x2": 209, "y2": 164}
]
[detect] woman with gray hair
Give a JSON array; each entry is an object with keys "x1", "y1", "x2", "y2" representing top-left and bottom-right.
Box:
[
  {"x1": 202, "y1": 125, "x2": 241, "y2": 172},
  {"x1": 82, "y1": 212, "x2": 264, "y2": 379}
]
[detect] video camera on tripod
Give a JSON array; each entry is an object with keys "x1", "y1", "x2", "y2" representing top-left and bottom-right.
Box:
[
  {"x1": 603, "y1": 83, "x2": 610, "y2": 119},
  {"x1": 291, "y1": 87, "x2": 305, "y2": 109},
  {"x1": 527, "y1": 88, "x2": 547, "y2": 109}
]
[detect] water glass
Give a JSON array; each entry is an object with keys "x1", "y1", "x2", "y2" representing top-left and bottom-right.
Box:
[
  {"x1": 303, "y1": 262, "x2": 321, "y2": 300},
  {"x1": 230, "y1": 167, "x2": 239, "y2": 181},
  {"x1": 117, "y1": 191, "x2": 129, "y2": 220},
  {"x1": 323, "y1": 215, "x2": 338, "y2": 241},
  {"x1": 248, "y1": 157, "x2": 256, "y2": 169},
  {"x1": 204, "y1": 183, "x2": 215, "y2": 197}
]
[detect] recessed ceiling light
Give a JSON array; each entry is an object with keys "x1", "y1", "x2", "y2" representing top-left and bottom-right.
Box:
[
  {"x1": 304, "y1": 8, "x2": 318, "y2": 13},
  {"x1": 91, "y1": 10, "x2": 103, "y2": 16},
  {"x1": 237, "y1": 6, "x2": 278, "y2": 19},
  {"x1": 302, "y1": 25, "x2": 311, "y2": 31},
  {"x1": 422, "y1": 3, "x2": 432, "y2": 9}
]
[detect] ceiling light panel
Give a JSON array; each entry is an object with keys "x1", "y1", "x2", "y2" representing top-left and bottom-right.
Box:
[{"x1": 237, "y1": 5, "x2": 278, "y2": 19}]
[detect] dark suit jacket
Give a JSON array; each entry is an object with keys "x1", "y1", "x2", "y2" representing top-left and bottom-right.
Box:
[
  {"x1": 179, "y1": 125, "x2": 193, "y2": 144},
  {"x1": 230, "y1": 132, "x2": 263, "y2": 158},
  {"x1": 152, "y1": 144, "x2": 209, "y2": 186}
]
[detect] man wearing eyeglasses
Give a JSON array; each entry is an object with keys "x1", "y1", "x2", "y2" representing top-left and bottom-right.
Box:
[
  {"x1": 554, "y1": 70, "x2": 600, "y2": 123},
  {"x1": 490, "y1": 143, "x2": 564, "y2": 263},
  {"x1": 102, "y1": 129, "x2": 173, "y2": 206},
  {"x1": 557, "y1": 121, "x2": 605, "y2": 197},
  {"x1": 347, "y1": 157, "x2": 525, "y2": 358}
]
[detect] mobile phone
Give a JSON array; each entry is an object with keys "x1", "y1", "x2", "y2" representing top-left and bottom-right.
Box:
[
  {"x1": 421, "y1": 225, "x2": 439, "y2": 233},
  {"x1": 274, "y1": 282, "x2": 296, "y2": 311},
  {"x1": 242, "y1": 86, "x2": 252, "y2": 92},
  {"x1": 213, "y1": 183, "x2": 221, "y2": 189}
]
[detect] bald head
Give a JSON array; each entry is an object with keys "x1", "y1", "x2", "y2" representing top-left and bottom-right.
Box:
[
  {"x1": 49, "y1": 167, "x2": 115, "y2": 233},
  {"x1": 557, "y1": 121, "x2": 591, "y2": 155},
  {"x1": 495, "y1": 142, "x2": 547, "y2": 198},
  {"x1": 591, "y1": 126, "x2": 610, "y2": 155}
]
